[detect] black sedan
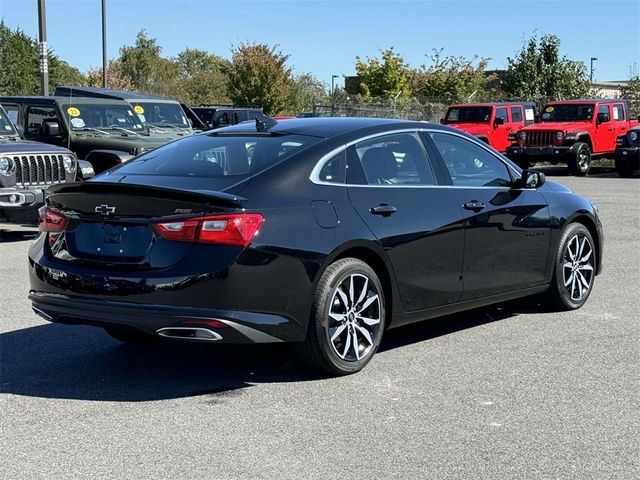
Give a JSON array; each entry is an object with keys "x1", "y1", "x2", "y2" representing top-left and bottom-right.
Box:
[{"x1": 29, "y1": 117, "x2": 603, "y2": 375}]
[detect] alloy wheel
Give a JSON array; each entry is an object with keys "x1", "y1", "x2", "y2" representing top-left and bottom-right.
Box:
[
  {"x1": 562, "y1": 233, "x2": 594, "y2": 302},
  {"x1": 327, "y1": 273, "x2": 382, "y2": 362}
]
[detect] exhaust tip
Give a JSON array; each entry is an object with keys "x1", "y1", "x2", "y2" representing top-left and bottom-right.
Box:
[{"x1": 156, "y1": 327, "x2": 222, "y2": 342}]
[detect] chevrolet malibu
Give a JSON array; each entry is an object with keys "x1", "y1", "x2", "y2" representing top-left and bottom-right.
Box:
[{"x1": 29, "y1": 117, "x2": 603, "y2": 375}]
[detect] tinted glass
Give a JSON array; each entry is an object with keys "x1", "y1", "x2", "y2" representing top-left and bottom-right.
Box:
[
  {"x1": 114, "y1": 133, "x2": 320, "y2": 180},
  {"x1": 61, "y1": 102, "x2": 145, "y2": 132},
  {"x1": 597, "y1": 105, "x2": 610, "y2": 122},
  {"x1": 0, "y1": 107, "x2": 17, "y2": 135},
  {"x1": 511, "y1": 106, "x2": 523, "y2": 122},
  {"x1": 354, "y1": 133, "x2": 435, "y2": 186},
  {"x1": 446, "y1": 107, "x2": 492, "y2": 123},
  {"x1": 430, "y1": 132, "x2": 512, "y2": 187},
  {"x1": 318, "y1": 150, "x2": 346, "y2": 184},
  {"x1": 133, "y1": 102, "x2": 189, "y2": 128},
  {"x1": 26, "y1": 105, "x2": 57, "y2": 137},
  {"x1": 540, "y1": 104, "x2": 594, "y2": 122},
  {"x1": 495, "y1": 108, "x2": 508, "y2": 122}
]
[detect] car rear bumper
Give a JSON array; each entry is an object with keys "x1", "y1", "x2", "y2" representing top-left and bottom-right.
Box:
[{"x1": 29, "y1": 291, "x2": 302, "y2": 343}]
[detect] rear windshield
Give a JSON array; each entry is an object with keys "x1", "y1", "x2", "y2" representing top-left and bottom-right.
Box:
[
  {"x1": 113, "y1": 133, "x2": 321, "y2": 179},
  {"x1": 445, "y1": 107, "x2": 492, "y2": 123}
]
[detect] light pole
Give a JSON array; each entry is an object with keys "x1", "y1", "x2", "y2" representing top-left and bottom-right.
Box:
[
  {"x1": 37, "y1": 0, "x2": 48, "y2": 95},
  {"x1": 331, "y1": 75, "x2": 339, "y2": 117},
  {"x1": 590, "y1": 57, "x2": 598, "y2": 83},
  {"x1": 102, "y1": 0, "x2": 107, "y2": 87}
]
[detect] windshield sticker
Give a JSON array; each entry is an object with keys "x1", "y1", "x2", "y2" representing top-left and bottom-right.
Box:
[
  {"x1": 138, "y1": 114, "x2": 147, "y2": 123},
  {"x1": 67, "y1": 107, "x2": 81, "y2": 117},
  {"x1": 545, "y1": 106, "x2": 554, "y2": 113},
  {"x1": 134, "y1": 105, "x2": 145, "y2": 115},
  {"x1": 70, "y1": 118, "x2": 85, "y2": 128},
  {"x1": 4, "y1": 125, "x2": 13, "y2": 130}
]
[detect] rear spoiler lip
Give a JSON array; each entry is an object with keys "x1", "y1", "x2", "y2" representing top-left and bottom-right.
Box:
[{"x1": 46, "y1": 181, "x2": 247, "y2": 208}]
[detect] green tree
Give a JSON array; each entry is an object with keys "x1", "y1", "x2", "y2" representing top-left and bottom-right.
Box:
[
  {"x1": 355, "y1": 48, "x2": 411, "y2": 99},
  {"x1": 411, "y1": 49, "x2": 493, "y2": 104},
  {"x1": 502, "y1": 34, "x2": 590, "y2": 104},
  {"x1": 118, "y1": 30, "x2": 179, "y2": 96},
  {"x1": 288, "y1": 73, "x2": 328, "y2": 114},
  {"x1": 86, "y1": 60, "x2": 133, "y2": 90},
  {"x1": 175, "y1": 48, "x2": 230, "y2": 105},
  {"x1": 225, "y1": 43, "x2": 293, "y2": 115},
  {"x1": 620, "y1": 75, "x2": 640, "y2": 118},
  {"x1": 0, "y1": 21, "x2": 85, "y2": 95}
]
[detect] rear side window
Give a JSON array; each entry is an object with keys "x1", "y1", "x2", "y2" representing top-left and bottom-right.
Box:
[
  {"x1": 114, "y1": 133, "x2": 320, "y2": 179},
  {"x1": 26, "y1": 105, "x2": 57, "y2": 137},
  {"x1": 318, "y1": 150, "x2": 346, "y2": 184},
  {"x1": 352, "y1": 132, "x2": 436, "y2": 186},
  {"x1": 613, "y1": 104, "x2": 625, "y2": 121},
  {"x1": 511, "y1": 106, "x2": 523, "y2": 123}
]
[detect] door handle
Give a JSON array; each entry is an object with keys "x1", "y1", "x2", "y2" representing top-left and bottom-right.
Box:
[
  {"x1": 463, "y1": 201, "x2": 486, "y2": 212},
  {"x1": 370, "y1": 204, "x2": 397, "y2": 216}
]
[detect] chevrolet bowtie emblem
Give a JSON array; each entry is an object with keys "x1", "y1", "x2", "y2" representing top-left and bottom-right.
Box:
[{"x1": 95, "y1": 204, "x2": 116, "y2": 216}]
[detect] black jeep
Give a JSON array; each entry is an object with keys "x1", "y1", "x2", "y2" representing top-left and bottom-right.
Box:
[{"x1": 0, "y1": 106, "x2": 91, "y2": 230}]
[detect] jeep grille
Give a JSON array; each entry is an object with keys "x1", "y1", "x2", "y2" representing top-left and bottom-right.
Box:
[
  {"x1": 12, "y1": 154, "x2": 67, "y2": 186},
  {"x1": 524, "y1": 131, "x2": 555, "y2": 147}
]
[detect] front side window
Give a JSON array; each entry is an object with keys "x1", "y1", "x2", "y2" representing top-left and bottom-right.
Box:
[
  {"x1": 353, "y1": 132, "x2": 436, "y2": 186},
  {"x1": 495, "y1": 107, "x2": 508, "y2": 123},
  {"x1": 597, "y1": 105, "x2": 611, "y2": 123},
  {"x1": 26, "y1": 105, "x2": 57, "y2": 137},
  {"x1": 511, "y1": 106, "x2": 523, "y2": 123},
  {"x1": 429, "y1": 132, "x2": 512, "y2": 187}
]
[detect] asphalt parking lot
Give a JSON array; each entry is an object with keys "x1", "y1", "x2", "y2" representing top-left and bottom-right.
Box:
[{"x1": 1, "y1": 168, "x2": 638, "y2": 480}]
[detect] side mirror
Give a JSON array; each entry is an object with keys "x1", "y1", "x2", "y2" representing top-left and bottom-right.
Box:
[
  {"x1": 76, "y1": 159, "x2": 95, "y2": 180},
  {"x1": 43, "y1": 120, "x2": 60, "y2": 137},
  {"x1": 596, "y1": 113, "x2": 609, "y2": 124},
  {"x1": 493, "y1": 117, "x2": 505, "y2": 126},
  {"x1": 518, "y1": 169, "x2": 546, "y2": 189}
]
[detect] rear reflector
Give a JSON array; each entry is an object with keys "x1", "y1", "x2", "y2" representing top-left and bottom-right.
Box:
[
  {"x1": 154, "y1": 213, "x2": 264, "y2": 247},
  {"x1": 38, "y1": 206, "x2": 67, "y2": 233}
]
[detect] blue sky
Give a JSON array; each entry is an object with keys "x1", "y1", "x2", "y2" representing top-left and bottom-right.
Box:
[{"x1": 1, "y1": 0, "x2": 638, "y2": 88}]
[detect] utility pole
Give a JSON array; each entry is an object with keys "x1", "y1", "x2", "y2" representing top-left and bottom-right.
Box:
[
  {"x1": 590, "y1": 57, "x2": 598, "y2": 83},
  {"x1": 37, "y1": 0, "x2": 49, "y2": 95},
  {"x1": 331, "y1": 75, "x2": 338, "y2": 117},
  {"x1": 102, "y1": 0, "x2": 107, "y2": 87}
]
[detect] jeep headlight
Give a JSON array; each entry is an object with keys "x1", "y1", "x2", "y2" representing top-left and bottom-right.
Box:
[
  {"x1": 630, "y1": 131, "x2": 638, "y2": 142},
  {"x1": 0, "y1": 156, "x2": 15, "y2": 176},
  {"x1": 518, "y1": 131, "x2": 527, "y2": 141},
  {"x1": 555, "y1": 131, "x2": 564, "y2": 141},
  {"x1": 62, "y1": 154, "x2": 76, "y2": 173}
]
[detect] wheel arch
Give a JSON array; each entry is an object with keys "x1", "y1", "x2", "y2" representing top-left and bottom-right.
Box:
[
  {"x1": 567, "y1": 213, "x2": 602, "y2": 275},
  {"x1": 573, "y1": 134, "x2": 592, "y2": 151}
]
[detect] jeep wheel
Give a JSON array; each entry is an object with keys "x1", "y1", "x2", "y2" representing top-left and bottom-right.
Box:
[
  {"x1": 614, "y1": 155, "x2": 637, "y2": 177},
  {"x1": 568, "y1": 143, "x2": 591, "y2": 176}
]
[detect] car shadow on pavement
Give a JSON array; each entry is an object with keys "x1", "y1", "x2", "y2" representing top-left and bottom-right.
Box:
[
  {"x1": 0, "y1": 230, "x2": 38, "y2": 243},
  {"x1": 533, "y1": 165, "x2": 639, "y2": 178},
  {"x1": 0, "y1": 298, "x2": 546, "y2": 402}
]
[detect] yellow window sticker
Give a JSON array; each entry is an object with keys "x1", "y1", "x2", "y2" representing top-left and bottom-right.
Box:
[
  {"x1": 67, "y1": 107, "x2": 81, "y2": 117},
  {"x1": 545, "y1": 106, "x2": 554, "y2": 113},
  {"x1": 134, "y1": 105, "x2": 145, "y2": 115}
]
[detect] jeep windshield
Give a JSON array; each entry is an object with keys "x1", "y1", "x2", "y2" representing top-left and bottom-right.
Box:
[
  {"x1": 61, "y1": 103, "x2": 146, "y2": 133},
  {"x1": 540, "y1": 104, "x2": 594, "y2": 122},
  {"x1": 0, "y1": 107, "x2": 18, "y2": 136},
  {"x1": 131, "y1": 101, "x2": 190, "y2": 129},
  {"x1": 445, "y1": 107, "x2": 492, "y2": 123}
]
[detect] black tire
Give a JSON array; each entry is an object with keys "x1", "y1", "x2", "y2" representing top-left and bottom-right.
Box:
[
  {"x1": 296, "y1": 258, "x2": 386, "y2": 376},
  {"x1": 103, "y1": 325, "x2": 159, "y2": 345},
  {"x1": 614, "y1": 155, "x2": 637, "y2": 177},
  {"x1": 543, "y1": 223, "x2": 596, "y2": 311},
  {"x1": 567, "y1": 142, "x2": 591, "y2": 176}
]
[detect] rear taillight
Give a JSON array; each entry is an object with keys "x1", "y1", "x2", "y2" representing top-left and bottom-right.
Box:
[
  {"x1": 38, "y1": 206, "x2": 67, "y2": 232},
  {"x1": 154, "y1": 214, "x2": 264, "y2": 247}
]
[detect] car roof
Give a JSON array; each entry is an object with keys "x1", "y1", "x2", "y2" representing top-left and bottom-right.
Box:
[
  {"x1": 448, "y1": 101, "x2": 536, "y2": 108},
  {"x1": 0, "y1": 95, "x2": 133, "y2": 106},
  {"x1": 214, "y1": 116, "x2": 448, "y2": 138},
  {"x1": 54, "y1": 86, "x2": 173, "y2": 101},
  {"x1": 545, "y1": 98, "x2": 625, "y2": 104}
]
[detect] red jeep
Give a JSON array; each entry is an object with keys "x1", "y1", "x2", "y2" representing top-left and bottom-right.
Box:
[
  {"x1": 507, "y1": 99, "x2": 638, "y2": 176},
  {"x1": 442, "y1": 102, "x2": 536, "y2": 152}
]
